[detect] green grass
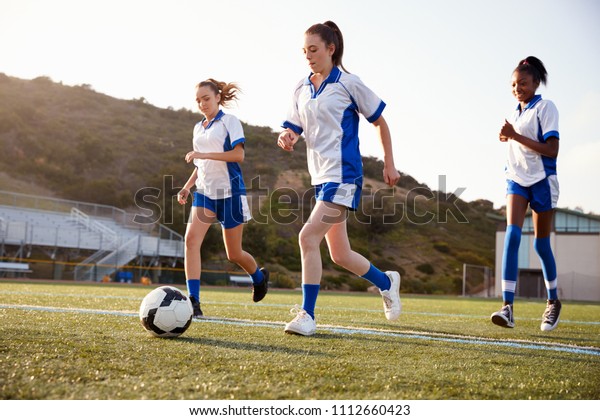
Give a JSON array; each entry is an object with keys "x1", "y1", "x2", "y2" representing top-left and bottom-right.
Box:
[{"x1": 1, "y1": 280, "x2": 599, "y2": 400}]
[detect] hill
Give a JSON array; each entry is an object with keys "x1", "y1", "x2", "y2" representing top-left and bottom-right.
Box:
[{"x1": 0, "y1": 73, "x2": 500, "y2": 293}]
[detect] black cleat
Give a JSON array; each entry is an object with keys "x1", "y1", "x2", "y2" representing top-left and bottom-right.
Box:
[
  {"x1": 189, "y1": 295, "x2": 204, "y2": 318},
  {"x1": 252, "y1": 267, "x2": 269, "y2": 303},
  {"x1": 541, "y1": 299, "x2": 562, "y2": 331},
  {"x1": 491, "y1": 304, "x2": 515, "y2": 328}
]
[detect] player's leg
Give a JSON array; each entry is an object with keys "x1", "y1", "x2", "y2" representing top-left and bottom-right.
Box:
[
  {"x1": 531, "y1": 177, "x2": 561, "y2": 331},
  {"x1": 325, "y1": 220, "x2": 401, "y2": 320},
  {"x1": 491, "y1": 192, "x2": 528, "y2": 328},
  {"x1": 185, "y1": 205, "x2": 216, "y2": 317},
  {"x1": 325, "y1": 219, "x2": 370, "y2": 276},
  {"x1": 299, "y1": 201, "x2": 346, "y2": 284},
  {"x1": 284, "y1": 201, "x2": 344, "y2": 336},
  {"x1": 533, "y1": 209, "x2": 561, "y2": 329},
  {"x1": 222, "y1": 223, "x2": 268, "y2": 302},
  {"x1": 220, "y1": 194, "x2": 268, "y2": 302}
]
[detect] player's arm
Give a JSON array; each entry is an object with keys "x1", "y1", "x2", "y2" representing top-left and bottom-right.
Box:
[
  {"x1": 499, "y1": 119, "x2": 559, "y2": 158},
  {"x1": 372, "y1": 115, "x2": 400, "y2": 186},
  {"x1": 185, "y1": 143, "x2": 245, "y2": 163}
]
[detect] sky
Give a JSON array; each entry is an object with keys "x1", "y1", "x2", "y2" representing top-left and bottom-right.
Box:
[{"x1": 2, "y1": 0, "x2": 599, "y2": 213}]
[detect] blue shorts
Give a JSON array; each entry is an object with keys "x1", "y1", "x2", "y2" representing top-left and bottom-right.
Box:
[
  {"x1": 192, "y1": 192, "x2": 251, "y2": 229},
  {"x1": 314, "y1": 182, "x2": 362, "y2": 211},
  {"x1": 506, "y1": 176, "x2": 559, "y2": 213}
]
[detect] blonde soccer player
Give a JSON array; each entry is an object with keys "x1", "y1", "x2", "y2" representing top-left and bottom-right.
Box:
[{"x1": 178, "y1": 79, "x2": 268, "y2": 317}]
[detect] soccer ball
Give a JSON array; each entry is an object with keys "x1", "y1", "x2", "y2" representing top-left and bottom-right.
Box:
[{"x1": 139, "y1": 286, "x2": 193, "y2": 338}]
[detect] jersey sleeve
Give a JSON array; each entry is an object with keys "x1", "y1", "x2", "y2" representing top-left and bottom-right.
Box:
[
  {"x1": 223, "y1": 115, "x2": 245, "y2": 148},
  {"x1": 282, "y1": 80, "x2": 304, "y2": 135},
  {"x1": 344, "y1": 75, "x2": 386, "y2": 123},
  {"x1": 538, "y1": 100, "x2": 559, "y2": 141}
]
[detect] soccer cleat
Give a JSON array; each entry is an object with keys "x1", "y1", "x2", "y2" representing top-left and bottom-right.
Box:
[
  {"x1": 252, "y1": 267, "x2": 269, "y2": 303},
  {"x1": 284, "y1": 305, "x2": 316, "y2": 336},
  {"x1": 491, "y1": 304, "x2": 514, "y2": 328},
  {"x1": 541, "y1": 299, "x2": 562, "y2": 331},
  {"x1": 380, "y1": 271, "x2": 401, "y2": 321},
  {"x1": 189, "y1": 295, "x2": 204, "y2": 319}
]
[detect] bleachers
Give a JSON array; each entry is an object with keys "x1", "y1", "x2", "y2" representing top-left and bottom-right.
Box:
[
  {"x1": 0, "y1": 191, "x2": 184, "y2": 281},
  {"x1": 0, "y1": 261, "x2": 32, "y2": 277},
  {"x1": 0, "y1": 205, "x2": 182, "y2": 255}
]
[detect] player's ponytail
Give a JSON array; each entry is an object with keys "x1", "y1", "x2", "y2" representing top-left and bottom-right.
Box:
[
  {"x1": 324, "y1": 21, "x2": 347, "y2": 73},
  {"x1": 515, "y1": 56, "x2": 548, "y2": 86},
  {"x1": 306, "y1": 20, "x2": 349, "y2": 73},
  {"x1": 196, "y1": 79, "x2": 241, "y2": 107}
]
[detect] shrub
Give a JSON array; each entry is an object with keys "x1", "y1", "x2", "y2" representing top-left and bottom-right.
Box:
[
  {"x1": 455, "y1": 250, "x2": 489, "y2": 266},
  {"x1": 416, "y1": 263, "x2": 434, "y2": 275},
  {"x1": 433, "y1": 241, "x2": 450, "y2": 254}
]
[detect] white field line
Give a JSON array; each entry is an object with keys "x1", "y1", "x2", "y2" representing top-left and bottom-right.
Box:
[
  {"x1": 1, "y1": 290, "x2": 599, "y2": 325},
  {"x1": 1, "y1": 303, "x2": 599, "y2": 357}
]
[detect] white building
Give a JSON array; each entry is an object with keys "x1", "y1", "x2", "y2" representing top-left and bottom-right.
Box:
[{"x1": 494, "y1": 209, "x2": 600, "y2": 302}]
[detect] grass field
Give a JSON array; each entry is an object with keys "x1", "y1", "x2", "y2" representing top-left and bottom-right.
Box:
[{"x1": 1, "y1": 279, "x2": 599, "y2": 400}]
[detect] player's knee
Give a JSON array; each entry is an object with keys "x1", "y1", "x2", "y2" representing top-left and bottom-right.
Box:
[
  {"x1": 329, "y1": 251, "x2": 351, "y2": 268},
  {"x1": 298, "y1": 229, "x2": 319, "y2": 252},
  {"x1": 226, "y1": 249, "x2": 244, "y2": 265},
  {"x1": 504, "y1": 225, "x2": 522, "y2": 252},
  {"x1": 184, "y1": 233, "x2": 203, "y2": 250},
  {"x1": 533, "y1": 236, "x2": 552, "y2": 258}
]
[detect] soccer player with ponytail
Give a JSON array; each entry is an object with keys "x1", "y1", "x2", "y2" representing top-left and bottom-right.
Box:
[
  {"x1": 278, "y1": 21, "x2": 402, "y2": 336},
  {"x1": 178, "y1": 79, "x2": 268, "y2": 317},
  {"x1": 491, "y1": 56, "x2": 562, "y2": 331}
]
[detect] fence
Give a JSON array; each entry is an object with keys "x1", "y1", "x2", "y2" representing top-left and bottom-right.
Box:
[
  {"x1": 0, "y1": 256, "x2": 257, "y2": 287},
  {"x1": 462, "y1": 264, "x2": 493, "y2": 297}
]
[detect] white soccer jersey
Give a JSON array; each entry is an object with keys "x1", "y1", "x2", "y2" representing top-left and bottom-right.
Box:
[
  {"x1": 283, "y1": 66, "x2": 386, "y2": 186},
  {"x1": 193, "y1": 110, "x2": 246, "y2": 199},
  {"x1": 505, "y1": 95, "x2": 559, "y2": 187}
]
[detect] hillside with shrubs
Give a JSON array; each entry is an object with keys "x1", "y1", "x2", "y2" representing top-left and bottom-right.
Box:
[{"x1": 0, "y1": 73, "x2": 501, "y2": 293}]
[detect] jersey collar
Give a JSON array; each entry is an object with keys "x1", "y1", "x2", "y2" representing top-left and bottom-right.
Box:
[
  {"x1": 516, "y1": 94, "x2": 542, "y2": 112},
  {"x1": 304, "y1": 66, "x2": 342, "y2": 84},
  {"x1": 202, "y1": 109, "x2": 225, "y2": 129},
  {"x1": 304, "y1": 66, "x2": 342, "y2": 98}
]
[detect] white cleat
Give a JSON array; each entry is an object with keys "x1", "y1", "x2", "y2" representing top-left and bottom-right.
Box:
[
  {"x1": 380, "y1": 271, "x2": 401, "y2": 321},
  {"x1": 284, "y1": 305, "x2": 316, "y2": 336}
]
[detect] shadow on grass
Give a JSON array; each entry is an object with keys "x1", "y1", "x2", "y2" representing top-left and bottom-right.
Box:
[{"x1": 177, "y1": 336, "x2": 331, "y2": 357}]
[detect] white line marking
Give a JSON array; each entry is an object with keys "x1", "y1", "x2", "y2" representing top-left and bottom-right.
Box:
[
  {"x1": 2, "y1": 290, "x2": 599, "y2": 325},
  {"x1": 2, "y1": 303, "x2": 599, "y2": 357}
]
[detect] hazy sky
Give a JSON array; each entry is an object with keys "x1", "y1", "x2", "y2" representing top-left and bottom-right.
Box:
[{"x1": 2, "y1": 0, "x2": 599, "y2": 213}]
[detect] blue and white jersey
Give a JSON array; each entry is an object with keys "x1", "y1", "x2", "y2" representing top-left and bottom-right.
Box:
[
  {"x1": 283, "y1": 66, "x2": 385, "y2": 186},
  {"x1": 505, "y1": 95, "x2": 559, "y2": 187},
  {"x1": 193, "y1": 110, "x2": 246, "y2": 199}
]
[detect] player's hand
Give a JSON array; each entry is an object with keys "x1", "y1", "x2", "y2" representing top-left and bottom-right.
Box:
[
  {"x1": 177, "y1": 188, "x2": 190, "y2": 205},
  {"x1": 383, "y1": 165, "x2": 401, "y2": 187},
  {"x1": 499, "y1": 119, "x2": 517, "y2": 141},
  {"x1": 277, "y1": 129, "x2": 299, "y2": 151},
  {"x1": 185, "y1": 151, "x2": 202, "y2": 163}
]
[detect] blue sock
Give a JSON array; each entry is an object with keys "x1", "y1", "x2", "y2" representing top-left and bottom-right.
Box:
[
  {"x1": 302, "y1": 284, "x2": 320, "y2": 320},
  {"x1": 534, "y1": 237, "x2": 558, "y2": 300},
  {"x1": 186, "y1": 279, "x2": 200, "y2": 301},
  {"x1": 361, "y1": 264, "x2": 391, "y2": 291},
  {"x1": 250, "y1": 267, "x2": 264, "y2": 285},
  {"x1": 501, "y1": 225, "x2": 521, "y2": 304}
]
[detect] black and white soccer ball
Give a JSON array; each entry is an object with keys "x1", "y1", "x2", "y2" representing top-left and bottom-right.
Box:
[{"x1": 139, "y1": 286, "x2": 193, "y2": 338}]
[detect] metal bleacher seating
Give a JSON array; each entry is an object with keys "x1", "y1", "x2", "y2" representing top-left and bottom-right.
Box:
[{"x1": 0, "y1": 190, "x2": 184, "y2": 281}]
